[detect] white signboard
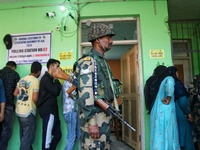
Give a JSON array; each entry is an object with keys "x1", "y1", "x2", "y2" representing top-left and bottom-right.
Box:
[{"x1": 8, "y1": 32, "x2": 52, "y2": 64}]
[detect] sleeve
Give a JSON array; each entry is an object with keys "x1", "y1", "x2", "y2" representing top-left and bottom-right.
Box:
[
  {"x1": 0, "y1": 80, "x2": 6, "y2": 103},
  {"x1": 33, "y1": 79, "x2": 40, "y2": 93},
  {"x1": 77, "y1": 57, "x2": 97, "y2": 125},
  {"x1": 15, "y1": 72, "x2": 20, "y2": 84},
  {"x1": 165, "y1": 77, "x2": 175, "y2": 98},
  {"x1": 62, "y1": 80, "x2": 71, "y2": 100},
  {"x1": 177, "y1": 96, "x2": 191, "y2": 115}
]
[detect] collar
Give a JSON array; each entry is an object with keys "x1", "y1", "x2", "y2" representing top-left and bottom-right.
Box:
[
  {"x1": 45, "y1": 71, "x2": 54, "y2": 80},
  {"x1": 91, "y1": 49, "x2": 104, "y2": 58}
]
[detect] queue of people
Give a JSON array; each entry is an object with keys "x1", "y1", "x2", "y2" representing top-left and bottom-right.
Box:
[
  {"x1": 144, "y1": 65, "x2": 199, "y2": 150},
  {"x1": 2, "y1": 22, "x2": 199, "y2": 150},
  {"x1": 0, "y1": 23, "x2": 120, "y2": 150}
]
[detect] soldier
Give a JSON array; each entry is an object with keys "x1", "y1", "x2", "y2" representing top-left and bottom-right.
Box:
[
  {"x1": 76, "y1": 23, "x2": 118, "y2": 150},
  {"x1": 188, "y1": 74, "x2": 200, "y2": 149}
]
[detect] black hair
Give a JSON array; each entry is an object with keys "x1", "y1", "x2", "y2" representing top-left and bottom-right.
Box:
[
  {"x1": 73, "y1": 62, "x2": 77, "y2": 72},
  {"x1": 31, "y1": 61, "x2": 42, "y2": 73},
  {"x1": 46, "y1": 58, "x2": 60, "y2": 69},
  {"x1": 6, "y1": 61, "x2": 17, "y2": 68}
]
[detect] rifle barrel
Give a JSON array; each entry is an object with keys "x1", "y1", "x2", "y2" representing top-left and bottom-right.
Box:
[{"x1": 108, "y1": 108, "x2": 136, "y2": 132}]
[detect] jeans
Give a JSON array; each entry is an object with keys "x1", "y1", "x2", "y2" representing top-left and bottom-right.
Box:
[
  {"x1": 0, "y1": 105, "x2": 15, "y2": 150},
  {"x1": 64, "y1": 110, "x2": 80, "y2": 150},
  {"x1": 18, "y1": 113, "x2": 36, "y2": 150}
]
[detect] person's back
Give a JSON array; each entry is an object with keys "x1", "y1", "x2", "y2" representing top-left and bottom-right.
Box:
[
  {"x1": 0, "y1": 61, "x2": 20, "y2": 106},
  {"x1": 0, "y1": 61, "x2": 20, "y2": 150},
  {"x1": 15, "y1": 75, "x2": 39, "y2": 116},
  {"x1": 144, "y1": 65, "x2": 180, "y2": 150},
  {"x1": 14, "y1": 61, "x2": 42, "y2": 150},
  {"x1": 168, "y1": 66, "x2": 194, "y2": 150}
]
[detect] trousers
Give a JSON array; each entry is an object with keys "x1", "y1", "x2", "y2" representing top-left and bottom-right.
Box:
[
  {"x1": 42, "y1": 113, "x2": 62, "y2": 150},
  {"x1": 64, "y1": 110, "x2": 80, "y2": 150},
  {"x1": 18, "y1": 113, "x2": 36, "y2": 150},
  {"x1": 0, "y1": 106, "x2": 15, "y2": 150}
]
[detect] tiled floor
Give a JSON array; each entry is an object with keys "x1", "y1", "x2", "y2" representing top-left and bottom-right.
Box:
[{"x1": 110, "y1": 133, "x2": 134, "y2": 150}]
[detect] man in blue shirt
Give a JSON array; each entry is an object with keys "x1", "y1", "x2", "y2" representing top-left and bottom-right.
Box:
[{"x1": 0, "y1": 79, "x2": 6, "y2": 133}]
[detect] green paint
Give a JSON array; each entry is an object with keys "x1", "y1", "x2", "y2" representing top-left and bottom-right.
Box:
[{"x1": 0, "y1": 0, "x2": 172, "y2": 149}]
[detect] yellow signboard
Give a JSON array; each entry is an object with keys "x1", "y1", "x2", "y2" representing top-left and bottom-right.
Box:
[
  {"x1": 59, "y1": 52, "x2": 72, "y2": 60},
  {"x1": 61, "y1": 66, "x2": 73, "y2": 74},
  {"x1": 150, "y1": 49, "x2": 164, "y2": 58}
]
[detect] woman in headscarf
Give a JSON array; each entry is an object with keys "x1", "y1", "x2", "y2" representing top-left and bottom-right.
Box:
[
  {"x1": 144, "y1": 65, "x2": 180, "y2": 150},
  {"x1": 168, "y1": 66, "x2": 195, "y2": 150}
]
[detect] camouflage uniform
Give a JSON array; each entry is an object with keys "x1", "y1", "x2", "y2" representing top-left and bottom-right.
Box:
[
  {"x1": 188, "y1": 74, "x2": 200, "y2": 141},
  {"x1": 76, "y1": 23, "x2": 116, "y2": 150}
]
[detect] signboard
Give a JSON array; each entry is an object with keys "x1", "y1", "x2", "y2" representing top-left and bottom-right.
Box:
[
  {"x1": 61, "y1": 66, "x2": 73, "y2": 74},
  {"x1": 8, "y1": 32, "x2": 52, "y2": 64},
  {"x1": 150, "y1": 49, "x2": 164, "y2": 58},
  {"x1": 59, "y1": 52, "x2": 72, "y2": 60}
]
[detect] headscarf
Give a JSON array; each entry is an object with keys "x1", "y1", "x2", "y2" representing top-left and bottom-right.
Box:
[
  {"x1": 144, "y1": 65, "x2": 170, "y2": 114},
  {"x1": 167, "y1": 66, "x2": 189, "y2": 98},
  {"x1": 167, "y1": 66, "x2": 178, "y2": 82}
]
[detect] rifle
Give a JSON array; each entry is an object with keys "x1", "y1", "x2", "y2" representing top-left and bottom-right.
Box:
[
  {"x1": 53, "y1": 68, "x2": 136, "y2": 132},
  {"x1": 96, "y1": 99, "x2": 136, "y2": 132}
]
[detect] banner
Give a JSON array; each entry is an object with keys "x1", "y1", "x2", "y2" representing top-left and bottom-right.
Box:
[{"x1": 8, "y1": 32, "x2": 52, "y2": 64}]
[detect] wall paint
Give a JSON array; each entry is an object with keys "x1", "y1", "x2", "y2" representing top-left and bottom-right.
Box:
[
  {"x1": 170, "y1": 21, "x2": 200, "y2": 75},
  {"x1": 0, "y1": 0, "x2": 171, "y2": 149}
]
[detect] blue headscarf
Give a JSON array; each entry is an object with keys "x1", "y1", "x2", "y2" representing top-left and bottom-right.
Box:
[{"x1": 167, "y1": 66, "x2": 189, "y2": 98}]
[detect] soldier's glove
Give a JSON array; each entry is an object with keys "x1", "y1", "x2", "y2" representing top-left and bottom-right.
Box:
[{"x1": 88, "y1": 125, "x2": 100, "y2": 139}]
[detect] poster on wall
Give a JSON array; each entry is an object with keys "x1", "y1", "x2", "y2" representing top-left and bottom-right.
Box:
[{"x1": 8, "y1": 32, "x2": 52, "y2": 64}]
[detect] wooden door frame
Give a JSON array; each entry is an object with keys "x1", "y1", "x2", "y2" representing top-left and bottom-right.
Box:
[{"x1": 121, "y1": 44, "x2": 145, "y2": 150}]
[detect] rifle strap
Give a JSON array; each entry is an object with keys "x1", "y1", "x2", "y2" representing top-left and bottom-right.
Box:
[
  {"x1": 91, "y1": 53, "x2": 119, "y2": 111},
  {"x1": 90, "y1": 53, "x2": 98, "y2": 99},
  {"x1": 104, "y1": 59, "x2": 119, "y2": 111}
]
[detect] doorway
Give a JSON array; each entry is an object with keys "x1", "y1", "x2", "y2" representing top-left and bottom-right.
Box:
[{"x1": 172, "y1": 40, "x2": 192, "y2": 88}]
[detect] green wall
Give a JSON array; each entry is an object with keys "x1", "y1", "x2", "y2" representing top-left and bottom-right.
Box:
[
  {"x1": 170, "y1": 21, "x2": 200, "y2": 75},
  {"x1": 0, "y1": 0, "x2": 78, "y2": 149},
  {"x1": 0, "y1": 0, "x2": 171, "y2": 149}
]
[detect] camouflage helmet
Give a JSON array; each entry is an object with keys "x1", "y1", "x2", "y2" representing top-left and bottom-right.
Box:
[{"x1": 88, "y1": 23, "x2": 115, "y2": 42}]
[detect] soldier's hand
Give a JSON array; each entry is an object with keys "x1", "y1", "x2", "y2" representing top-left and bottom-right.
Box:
[{"x1": 88, "y1": 125, "x2": 100, "y2": 139}]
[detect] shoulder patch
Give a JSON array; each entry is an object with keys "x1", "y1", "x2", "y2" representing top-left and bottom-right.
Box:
[{"x1": 83, "y1": 57, "x2": 91, "y2": 61}]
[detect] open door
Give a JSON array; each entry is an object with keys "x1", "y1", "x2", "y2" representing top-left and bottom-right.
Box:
[
  {"x1": 173, "y1": 59, "x2": 192, "y2": 89},
  {"x1": 121, "y1": 45, "x2": 141, "y2": 149}
]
